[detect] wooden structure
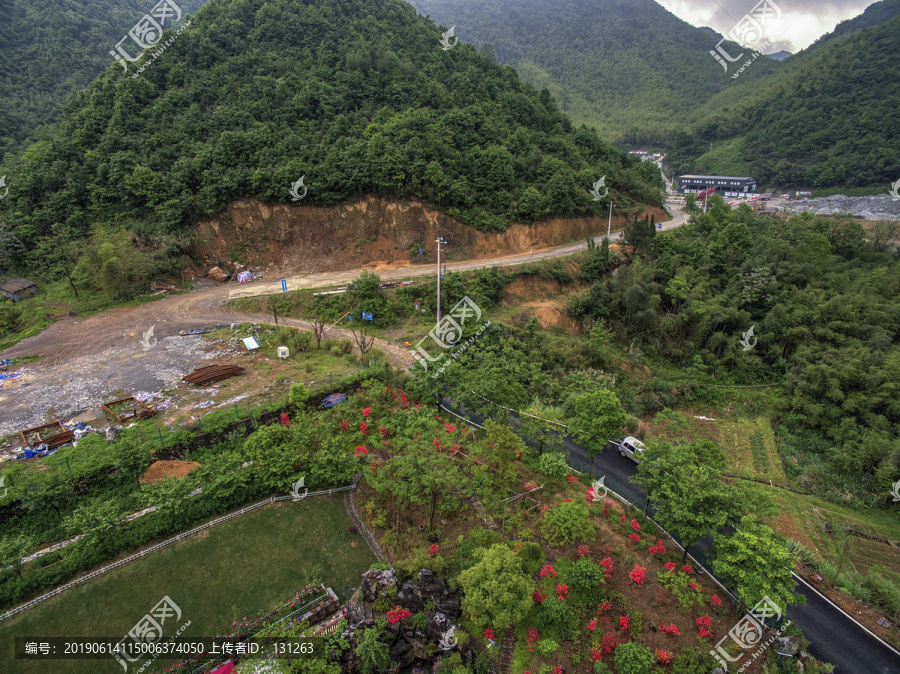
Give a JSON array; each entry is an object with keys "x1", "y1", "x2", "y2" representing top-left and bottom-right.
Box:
[
  {"x1": 0, "y1": 276, "x2": 37, "y2": 302},
  {"x1": 102, "y1": 396, "x2": 157, "y2": 423},
  {"x1": 182, "y1": 364, "x2": 245, "y2": 386},
  {"x1": 19, "y1": 421, "x2": 74, "y2": 449}
]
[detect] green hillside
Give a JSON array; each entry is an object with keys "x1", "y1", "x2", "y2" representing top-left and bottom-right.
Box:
[
  {"x1": 680, "y1": 16, "x2": 900, "y2": 188},
  {"x1": 411, "y1": 0, "x2": 782, "y2": 145},
  {"x1": 0, "y1": 0, "x2": 210, "y2": 161},
  {"x1": 0, "y1": 0, "x2": 663, "y2": 276}
]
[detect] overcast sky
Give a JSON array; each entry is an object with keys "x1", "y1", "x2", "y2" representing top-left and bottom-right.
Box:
[{"x1": 656, "y1": 0, "x2": 874, "y2": 52}]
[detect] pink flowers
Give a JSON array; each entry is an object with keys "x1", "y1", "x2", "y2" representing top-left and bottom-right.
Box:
[
  {"x1": 360, "y1": 421, "x2": 369, "y2": 435},
  {"x1": 630, "y1": 519, "x2": 640, "y2": 532},
  {"x1": 602, "y1": 498, "x2": 614, "y2": 517},
  {"x1": 648, "y1": 541, "x2": 666, "y2": 555},
  {"x1": 664, "y1": 562, "x2": 677, "y2": 573},
  {"x1": 563, "y1": 498, "x2": 572, "y2": 503},
  {"x1": 600, "y1": 633, "x2": 617, "y2": 655},
  {"x1": 590, "y1": 646, "x2": 602, "y2": 662},
  {"x1": 711, "y1": 595, "x2": 722, "y2": 607},
  {"x1": 698, "y1": 627, "x2": 714, "y2": 639},
  {"x1": 681, "y1": 565, "x2": 694, "y2": 575},
  {"x1": 696, "y1": 615, "x2": 714, "y2": 638},
  {"x1": 659, "y1": 622, "x2": 681, "y2": 636},
  {"x1": 387, "y1": 606, "x2": 412, "y2": 624},
  {"x1": 619, "y1": 615, "x2": 629, "y2": 630},
  {"x1": 532, "y1": 588, "x2": 545, "y2": 604},
  {"x1": 588, "y1": 619, "x2": 597, "y2": 632},
  {"x1": 526, "y1": 627, "x2": 539, "y2": 652},
  {"x1": 557, "y1": 584, "x2": 569, "y2": 601},
  {"x1": 566, "y1": 474, "x2": 579, "y2": 484},
  {"x1": 445, "y1": 423, "x2": 456, "y2": 433},
  {"x1": 524, "y1": 481, "x2": 538, "y2": 490},
  {"x1": 620, "y1": 512, "x2": 627, "y2": 523},
  {"x1": 655, "y1": 649, "x2": 674, "y2": 665},
  {"x1": 429, "y1": 544, "x2": 439, "y2": 557},
  {"x1": 628, "y1": 566, "x2": 646, "y2": 585},
  {"x1": 552, "y1": 667, "x2": 563, "y2": 674},
  {"x1": 354, "y1": 446, "x2": 368, "y2": 457},
  {"x1": 339, "y1": 419, "x2": 350, "y2": 432},
  {"x1": 483, "y1": 628, "x2": 494, "y2": 640},
  {"x1": 690, "y1": 582, "x2": 700, "y2": 591},
  {"x1": 362, "y1": 407, "x2": 372, "y2": 417},
  {"x1": 539, "y1": 564, "x2": 557, "y2": 578},
  {"x1": 629, "y1": 533, "x2": 641, "y2": 543},
  {"x1": 577, "y1": 544, "x2": 591, "y2": 558},
  {"x1": 597, "y1": 601, "x2": 612, "y2": 613},
  {"x1": 599, "y1": 557, "x2": 613, "y2": 580}
]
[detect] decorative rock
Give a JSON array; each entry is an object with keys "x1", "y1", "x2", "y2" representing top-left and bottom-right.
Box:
[{"x1": 360, "y1": 568, "x2": 399, "y2": 603}]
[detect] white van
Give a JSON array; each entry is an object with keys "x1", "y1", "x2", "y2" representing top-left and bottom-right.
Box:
[{"x1": 619, "y1": 436, "x2": 646, "y2": 463}]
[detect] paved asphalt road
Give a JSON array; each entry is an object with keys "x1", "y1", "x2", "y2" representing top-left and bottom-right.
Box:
[{"x1": 440, "y1": 399, "x2": 900, "y2": 674}]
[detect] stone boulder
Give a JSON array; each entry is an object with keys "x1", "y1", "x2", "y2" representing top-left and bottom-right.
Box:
[
  {"x1": 207, "y1": 266, "x2": 230, "y2": 283},
  {"x1": 360, "y1": 568, "x2": 399, "y2": 603},
  {"x1": 395, "y1": 569, "x2": 462, "y2": 619}
]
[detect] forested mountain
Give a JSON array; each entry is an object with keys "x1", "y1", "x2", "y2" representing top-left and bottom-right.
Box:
[
  {"x1": 0, "y1": 0, "x2": 210, "y2": 161},
  {"x1": 0, "y1": 0, "x2": 663, "y2": 276},
  {"x1": 410, "y1": 0, "x2": 782, "y2": 146},
  {"x1": 673, "y1": 15, "x2": 900, "y2": 188}
]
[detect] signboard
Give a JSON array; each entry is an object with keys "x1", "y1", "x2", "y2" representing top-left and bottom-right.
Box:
[
  {"x1": 362, "y1": 312, "x2": 373, "y2": 321},
  {"x1": 242, "y1": 337, "x2": 259, "y2": 350},
  {"x1": 281, "y1": 280, "x2": 287, "y2": 292}
]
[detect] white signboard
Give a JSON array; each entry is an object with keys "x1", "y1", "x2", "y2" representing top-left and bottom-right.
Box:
[{"x1": 242, "y1": 337, "x2": 259, "y2": 350}]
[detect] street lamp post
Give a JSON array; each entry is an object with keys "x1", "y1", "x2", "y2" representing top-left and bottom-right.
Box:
[
  {"x1": 607, "y1": 202, "x2": 614, "y2": 241},
  {"x1": 435, "y1": 237, "x2": 447, "y2": 322}
]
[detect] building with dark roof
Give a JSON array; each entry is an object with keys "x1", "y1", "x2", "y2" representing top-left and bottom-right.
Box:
[
  {"x1": 677, "y1": 175, "x2": 757, "y2": 197},
  {"x1": 0, "y1": 276, "x2": 37, "y2": 302}
]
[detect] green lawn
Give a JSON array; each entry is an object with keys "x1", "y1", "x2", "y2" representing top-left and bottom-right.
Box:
[{"x1": 0, "y1": 498, "x2": 374, "y2": 674}]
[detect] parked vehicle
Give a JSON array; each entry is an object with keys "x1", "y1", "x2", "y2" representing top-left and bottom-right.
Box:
[{"x1": 616, "y1": 436, "x2": 646, "y2": 463}]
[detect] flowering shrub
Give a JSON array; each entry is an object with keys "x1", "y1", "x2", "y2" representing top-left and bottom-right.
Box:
[
  {"x1": 563, "y1": 498, "x2": 572, "y2": 503},
  {"x1": 532, "y1": 588, "x2": 545, "y2": 604},
  {"x1": 445, "y1": 423, "x2": 456, "y2": 433},
  {"x1": 628, "y1": 566, "x2": 646, "y2": 584},
  {"x1": 630, "y1": 519, "x2": 640, "y2": 532},
  {"x1": 541, "y1": 505, "x2": 550, "y2": 513},
  {"x1": 655, "y1": 649, "x2": 674, "y2": 665},
  {"x1": 387, "y1": 606, "x2": 412, "y2": 624},
  {"x1": 339, "y1": 419, "x2": 350, "y2": 432},
  {"x1": 620, "y1": 512, "x2": 627, "y2": 523},
  {"x1": 658, "y1": 568, "x2": 706, "y2": 611},
  {"x1": 648, "y1": 541, "x2": 666, "y2": 555},
  {"x1": 599, "y1": 558, "x2": 614, "y2": 580},
  {"x1": 664, "y1": 562, "x2": 677, "y2": 573},
  {"x1": 354, "y1": 446, "x2": 368, "y2": 457},
  {"x1": 483, "y1": 628, "x2": 494, "y2": 640},
  {"x1": 360, "y1": 421, "x2": 369, "y2": 435},
  {"x1": 698, "y1": 627, "x2": 714, "y2": 639},
  {"x1": 552, "y1": 667, "x2": 563, "y2": 674},
  {"x1": 619, "y1": 615, "x2": 629, "y2": 630},
  {"x1": 379, "y1": 426, "x2": 388, "y2": 438},
  {"x1": 597, "y1": 601, "x2": 612, "y2": 613},
  {"x1": 540, "y1": 564, "x2": 558, "y2": 578},
  {"x1": 590, "y1": 646, "x2": 602, "y2": 662},
  {"x1": 524, "y1": 481, "x2": 538, "y2": 491},
  {"x1": 362, "y1": 407, "x2": 372, "y2": 417},
  {"x1": 696, "y1": 615, "x2": 712, "y2": 628},
  {"x1": 659, "y1": 622, "x2": 681, "y2": 636},
  {"x1": 690, "y1": 582, "x2": 700, "y2": 591},
  {"x1": 711, "y1": 595, "x2": 723, "y2": 607},
  {"x1": 602, "y1": 498, "x2": 614, "y2": 518},
  {"x1": 429, "y1": 544, "x2": 439, "y2": 557},
  {"x1": 432, "y1": 438, "x2": 442, "y2": 452},
  {"x1": 681, "y1": 565, "x2": 694, "y2": 575},
  {"x1": 566, "y1": 474, "x2": 579, "y2": 484},
  {"x1": 629, "y1": 533, "x2": 641, "y2": 543},
  {"x1": 557, "y1": 583, "x2": 569, "y2": 600},
  {"x1": 577, "y1": 544, "x2": 591, "y2": 558},
  {"x1": 588, "y1": 619, "x2": 597, "y2": 632},
  {"x1": 526, "y1": 627, "x2": 539, "y2": 653},
  {"x1": 600, "y1": 633, "x2": 617, "y2": 655}
]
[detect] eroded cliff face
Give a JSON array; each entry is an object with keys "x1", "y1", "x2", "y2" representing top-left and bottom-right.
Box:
[{"x1": 194, "y1": 194, "x2": 665, "y2": 274}]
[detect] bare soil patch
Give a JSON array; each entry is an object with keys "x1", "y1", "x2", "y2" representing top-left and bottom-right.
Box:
[{"x1": 140, "y1": 460, "x2": 201, "y2": 485}]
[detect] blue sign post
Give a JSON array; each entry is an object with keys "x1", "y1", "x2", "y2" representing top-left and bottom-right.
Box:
[
  {"x1": 362, "y1": 312, "x2": 374, "y2": 321},
  {"x1": 281, "y1": 279, "x2": 287, "y2": 292}
]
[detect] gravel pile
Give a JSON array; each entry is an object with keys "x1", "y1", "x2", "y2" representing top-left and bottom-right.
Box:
[{"x1": 784, "y1": 194, "x2": 900, "y2": 221}]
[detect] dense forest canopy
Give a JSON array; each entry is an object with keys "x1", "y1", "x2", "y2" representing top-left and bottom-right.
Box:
[
  {"x1": 412, "y1": 0, "x2": 781, "y2": 146},
  {"x1": 0, "y1": 0, "x2": 663, "y2": 274},
  {"x1": 0, "y1": 0, "x2": 211, "y2": 161}
]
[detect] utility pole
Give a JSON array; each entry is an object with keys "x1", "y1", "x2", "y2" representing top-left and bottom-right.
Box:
[
  {"x1": 607, "y1": 202, "x2": 614, "y2": 240},
  {"x1": 435, "y1": 237, "x2": 447, "y2": 323}
]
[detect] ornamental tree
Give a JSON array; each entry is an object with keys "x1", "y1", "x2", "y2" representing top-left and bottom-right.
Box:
[
  {"x1": 541, "y1": 500, "x2": 595, "y2": 549},
  {"x1": 458, "y1": 544, "x2": 533, "y2": 631},
  {"x1": 712, "y1": 515, "x2": 805, "y2": 610},
  {"x1": 570, "y1": 388, "x2": 629, "y2": 479}
]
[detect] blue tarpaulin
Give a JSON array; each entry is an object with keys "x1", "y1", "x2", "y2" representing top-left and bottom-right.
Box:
[{"x1": 322, "y1": 393, "x2": 347, "y2": 408}]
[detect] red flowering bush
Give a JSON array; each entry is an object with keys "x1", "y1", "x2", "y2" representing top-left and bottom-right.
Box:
[
  {"x1": 429, "y1": 544, "x2": 439, "y2": 557},
  {"x1": 563, "y1": 498, "x2": 572, "y2": 503},
  {"x1": 648, "y1": 541, "x2": 666, "y2": 555},
  {"x1": 387, "y1": 606, "x2": 412, "y2": 624},
  {"x1": 711, "y1": 595, "x2": 723, "y2": 607},
  {"x1": 620, "y1": 512, "x2": 627, "y2": 523},
  {"x1": 566, "y1": 474, "x2": 579, "y2": 484},
  {"x1": 369, "y1": 462, "x2": 377, "y2": 473},
  {"x1": 557, "y1": 583, "x2": 569, "y2": 600},
  {"x1": 354, "y1": 446, "x2": 368, "y2": 457},
  {"x1": 597, "y1": 601, "x2": 612, "y2": 613},
  {"x1": 655, "y1": 649, "x2": 674, "y2": 665},
  {"x1": 526, "y1": 627, "x2": 539, "y2": 653},
  {"x1": 362, "y1": 407, "x2": 372, "y2": 417},
  {"x1": 432, "y1": 438, "x2": 442, "y2": 451},
  {"x1": 360, "y1": 421, "x2": 369, "y2": 435},
  {"x1": 532, "y1": 588, "x2": 545, "y2": 604},
  {"x1": 541, "y1": 505, "x2": 550, "y2": 513},
  {"x1": 602, "y1": 498, "x2": 614, "y2": 517},
  {"x1": 379, "y1": 426, "x2": 388, "y2": 438},
  {"x1": 600, "y1": 633, "x2": 617, "y2": 655},
  {"x1": 681, "y1": 565, "x2": 694, "y2": 575},
  {"x1": 339, "y1": 419, "x2": 350, "y2": 432},
  {"x1": 590, "y1": 646, "x2": 602, "y2": 662},
  {"x1": 698, "y1": 627, "x2": 714, "y2": 639},
  {"x1": 630, "y1": 519, "x2": 640, "y2": 532},
  {"x1": 577, "y1": 544, "x2": 591, "y2": 558},
  {"x1": 588, "y1": 619, "x2": 597, "y2": 632},
  {"x1": 659, "y1": 622, "x2": 681, "y2": 636},
  {"x1": 690, "y1": 582, "x2": 700, "y2": 591},
  {"x1": 629, "y1": 533, "x2": 641, "y2": 543},
  {"x1": 628, "y1": 566, "x2": 646, "y2": 584},
  {"x1": 599, "y1": 558, "x2": 614, "y2": 580},
  {"x1": 483, "y1": 628, "x2": 494, "y2": 640},
  {"x1": 445, "y1": 423, "x2": 456, "y2": 433},
  {"x1": 539, "y1": 564, "x2": 558, "y2": 578},
  {"x1": 695, "y1": 615, "x2": 712, "y2": 632},
  {"x1": 619, "y1": 615, "x2": 629, "y2": 630},
  {"x1": 552, "y1": 667, "x2": 563, "y2": 674},
  {"x1": 524, "y1": 481, "x2": 538, "y2": 490},
  {"x1": 664, "y1": 562, "x2": 677, "y2": 573}
]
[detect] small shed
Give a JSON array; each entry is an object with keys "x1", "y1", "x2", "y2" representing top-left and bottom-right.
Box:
[{"x1": 0, "y1": 277, "x2": 37, "y2": 302}]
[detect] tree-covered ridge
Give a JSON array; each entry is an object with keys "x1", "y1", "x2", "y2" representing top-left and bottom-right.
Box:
[
  {"x1": 411, "y1": 0, "x2": 782, "y2": 146},
  {"x1": 1, "y1": 0, "x2": 663, "y2": 260},
  {"x1": 670, "y1": 15, "x2": 900, "y2": 188},
  {"x1": 0, "y1": 0, "x2": 210, "y2": 162}
]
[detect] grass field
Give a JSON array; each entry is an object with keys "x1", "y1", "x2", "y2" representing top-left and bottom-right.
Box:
[
  {"x1": 0, "y1": 497, "x2": 375, "y2": 674},
  {"x1": 718, "y1": 416, "x2": 787, "y2": 486}
]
